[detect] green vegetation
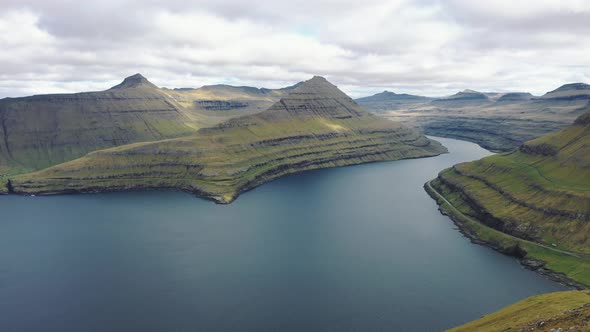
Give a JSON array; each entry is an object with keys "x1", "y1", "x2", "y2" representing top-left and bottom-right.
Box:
[
  {"x1": 428, "y1": 109, "x2": 590, "y2": 286},
  {"x1": 10, "y1": 76, "x2": 446, "y2": 203},
  {"x1": 0, "y1": 74, "x2": 289, "y2": 178},
  {"x1": 427, "y1": 179, "x2": 590, "y2": 287},
  {"x1": 449, "y1": 291, "x2": 590, "y2": 332},
  {"x1": 0, "y1": 177, "x2": 7, "y2": 193}
]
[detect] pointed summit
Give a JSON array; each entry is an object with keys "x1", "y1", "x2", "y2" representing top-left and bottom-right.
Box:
[
  {"x1": 109, "y1": 73, "x2": 158, "y2": 90},
  {"x1": 261, "y1": 76, "x2": 366, "y2": 120},
  {"x1": 461, "y1": 89, "x2": 480, "y2": 94}
]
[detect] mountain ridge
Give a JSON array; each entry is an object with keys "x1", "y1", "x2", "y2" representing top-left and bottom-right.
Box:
[
  {"x1": 0, "y1": 74, "x2": 302, "y2": 177},
  {"x1": 8, "y1": 76, "x2": 446, "y2": 203}
]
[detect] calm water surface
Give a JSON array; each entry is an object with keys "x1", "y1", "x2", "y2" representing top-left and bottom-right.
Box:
[{"x1": 0, "y1": 137, "x2": 566, "y2": 331}]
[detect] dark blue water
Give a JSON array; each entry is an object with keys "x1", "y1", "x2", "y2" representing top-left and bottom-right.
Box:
[{"x1": 0, "y1": 137, "x2": 565, "y2": 332}]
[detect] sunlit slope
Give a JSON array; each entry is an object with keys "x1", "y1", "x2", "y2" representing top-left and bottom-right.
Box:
[
  {"x1": 10, "y1": 76, "x2": 446, "y2": 203},
  {"x1": 0, "y1": 74, "x2": 200, "y2": 176},
  {"x1": 433, "y1": 109, "x2": 590, "y2": 253},
  {"x1": 160, "y1": 83, "x2": 293, "y2": 126},
  {"x1": 449, "y1": 291, "x2": 590, "y2": 332}
]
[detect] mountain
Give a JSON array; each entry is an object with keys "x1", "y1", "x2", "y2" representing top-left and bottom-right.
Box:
[
  {"x1": 431, "y1": 90, "x2": 489, "y2": 105},
  {"x1": 6, "y1": 76, "x2": 446, "y2": 203},
  {"x1": 109, "y1": 73, "x2": 159, "y2": 90},
  {"x1": 450, "y1": 291, "x2": 590, "y2": 332},
  {"x1": 360, "y1": 83, "x2": 590, "y2": 152},
  {"x1": 542, "y1": 82, "x2": 590, "y2": 100},
  {"x1": 428, "y1": 108, "x2": 590, "y2": 286},
  {"x1": 496, "y1": 92, "x2": 534, "y2": 103},
  {"x1": 355, "y1": 91, "x2": 431, "y2": 111},
  {"x1": 358, "y1": 90, "x2": 430, "y2": 101},
  {"x1": 0, "y1": 74, "x2": 200, "y2": 176},
  {"x1": 0, "y1": 74, "x2": 295, "y2": 178}
]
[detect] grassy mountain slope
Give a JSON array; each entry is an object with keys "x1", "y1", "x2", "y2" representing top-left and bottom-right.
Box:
[
  {"x1": 358, "y1": 83, "x2": 590, "y2": 152},
  {"x1": 449, "y1": 291, "x2": 590, "y2": 332},
  {"x1": 429, "y1": 109, "x2": 590, "y2": 285},
  {"x1": 0, "y1": 74, "x2": 201, "y2": 176},
  {"x1": 8, "y1": 76, "x2": 446, "y2": 202},
  {"x1": 0, "y1": 74, "x2": 292, "y2": 178}
]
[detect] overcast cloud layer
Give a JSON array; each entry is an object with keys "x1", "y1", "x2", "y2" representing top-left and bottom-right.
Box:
[{"x1": 1, "y1": 0, "x2": 589, "y2": 98}]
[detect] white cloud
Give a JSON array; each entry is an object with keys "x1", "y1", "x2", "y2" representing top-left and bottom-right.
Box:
[{"x1": 0, "y1": 0, "x2": 589, "y2": 98}]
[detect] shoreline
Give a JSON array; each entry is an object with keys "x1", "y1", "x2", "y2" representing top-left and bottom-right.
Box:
[
  {"x1": 424, "y1": 181, "x2": 587, "y2": 290},
  {"x1": 4, "y1": 145, "x2": 447, "y2": 205}
]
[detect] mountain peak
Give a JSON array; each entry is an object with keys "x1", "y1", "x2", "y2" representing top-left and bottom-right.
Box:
[
  {"x1": 310, "y1": 75, "x2": 328, "y2": 81},
  {"x1": 260, "y1": 76, "x2": 366, "y2": 120},
  {"x1": 109, "y1": 73, "x2": 158, "y2": 90}
]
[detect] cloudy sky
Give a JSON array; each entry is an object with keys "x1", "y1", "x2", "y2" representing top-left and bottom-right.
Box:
[{"x1": 1, "y1": 0, "x2": 589, "y2": 98}]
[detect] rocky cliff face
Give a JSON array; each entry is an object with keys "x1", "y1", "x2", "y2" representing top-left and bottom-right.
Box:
[{"x1": 10, "y1": 76, "x2": 446, "y2": 203}]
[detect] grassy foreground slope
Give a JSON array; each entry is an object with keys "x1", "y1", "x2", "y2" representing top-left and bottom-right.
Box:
[
  {"x1": 429, "y1": 109, "x2": 590, "y2": 285},
  {"x1": 8, "y1": 76, "x2": 446, "y2": 202},
  {"x1": 449, "y1": 291, "x2": 590, "y2": 332}
]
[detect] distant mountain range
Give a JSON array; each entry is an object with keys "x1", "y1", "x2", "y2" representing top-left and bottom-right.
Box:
[{"x1": 357, "y1": 83, "x2": 590, "y2": 151}]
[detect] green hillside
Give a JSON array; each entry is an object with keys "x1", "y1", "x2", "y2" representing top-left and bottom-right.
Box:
[
  {"x1": 8, "y1": 76, "x2": 446, "y2": 203},
  {"x1": 449, "y1": 291, "x2": 590, "y2": 332},
  {"x1": 0, "y1": 74, "x2": 291, "y2": 178},
  {"x1": 429, "y1": 109, "x2": 590, "y2": 285},
  {"x1": 0, "y1": 74, "x2": 201, "y2": 176}
]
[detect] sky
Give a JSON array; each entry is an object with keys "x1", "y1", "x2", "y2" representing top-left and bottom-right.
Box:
[{"x1": 1, "y1": 0, "x2": 589, "y2": 98}]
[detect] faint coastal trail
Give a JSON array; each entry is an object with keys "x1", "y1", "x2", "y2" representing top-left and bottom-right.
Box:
[{"x1": 426, "y1": 180, "x2": 590, "y2": 262}]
